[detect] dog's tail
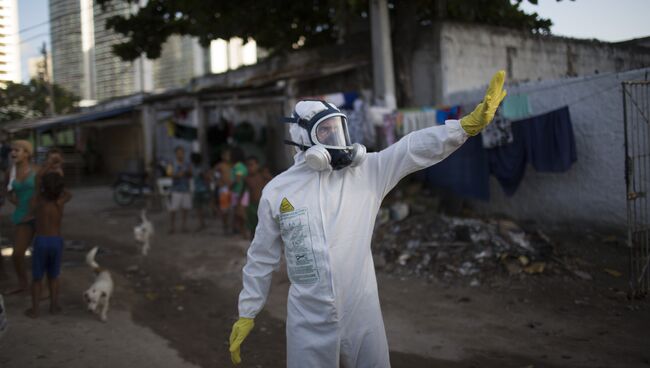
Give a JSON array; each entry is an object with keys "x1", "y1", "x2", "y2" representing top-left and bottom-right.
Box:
[
  {"x1": 86, "y1": 246, "x2": 100, "y2": 270},
  {"x1": 140, "y1": 209, "x2": 148, "y2": 223}
]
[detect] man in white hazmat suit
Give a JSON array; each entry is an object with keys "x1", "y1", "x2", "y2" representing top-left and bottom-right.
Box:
[{"x1": 229, "y1": 70, "x2": 507, "y2": 367}]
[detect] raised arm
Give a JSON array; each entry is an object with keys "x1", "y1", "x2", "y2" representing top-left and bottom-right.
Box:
[
  {"x1": 366, "y1": 70, "x2": 506, "y2": 199},
  {"x1": 367, "y1": 121, "x2": 469, "y2": 199}
]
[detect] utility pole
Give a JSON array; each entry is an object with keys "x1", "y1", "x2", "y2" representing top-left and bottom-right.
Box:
[
  {"x1": 370, "y1": 0, "x2": 396, "y2": 110},
  {"x1": 41, "y1": 42, "x2": 56, "y2": 116}
]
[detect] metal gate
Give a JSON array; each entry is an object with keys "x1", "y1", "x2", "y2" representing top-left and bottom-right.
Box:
[{"x1": 624, "y1": 80, "x2": 650, "y2": 297}]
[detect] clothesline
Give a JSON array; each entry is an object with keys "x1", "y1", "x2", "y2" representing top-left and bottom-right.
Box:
[{"x1": 421, "y1": 106, "x2": 577, "y2": 200}]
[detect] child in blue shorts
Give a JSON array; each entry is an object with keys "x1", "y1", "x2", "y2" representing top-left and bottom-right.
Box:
[{"x1": 25, "y1": 172, "x2": 71, "y2": 318}]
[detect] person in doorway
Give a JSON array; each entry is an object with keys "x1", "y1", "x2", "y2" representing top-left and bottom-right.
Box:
[
  {"x1": 190, "y1": 153, "x2": 211, "y2": 232},
  {"x1": 214, "y1": 148, "x2": 233, "y2": 234},
  {"x1": 25, "y1": 172, "x2": 71, "y2": 318},
  {"x1": 228, "y1": 71, "x2": 507, "y2": 367},
  {"x1": 168, "y1": 146, "x2": 192, "y2": 234},
  {"x1": 4, "y1": 140, "x2": 38, "y2": 295},
  {"x1": 243, "y1": 156, "x2": 272, "y2": 240},
  {"x1": 230, "y1": 147, "x2": 248, "y2": 237}
]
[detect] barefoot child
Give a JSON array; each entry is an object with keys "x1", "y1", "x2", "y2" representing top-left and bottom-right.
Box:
[{"x1": 25, "y1": 172, "x2": 71, "y2": 318}]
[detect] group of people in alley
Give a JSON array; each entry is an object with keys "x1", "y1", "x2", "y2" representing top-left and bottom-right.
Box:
[{"x1": 166, "y1": 145, "x2": 273, "y2": 239}]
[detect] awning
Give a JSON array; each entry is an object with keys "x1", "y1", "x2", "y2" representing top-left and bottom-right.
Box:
[{"x1": 1, "y1": 105, "x2": 137, "y2": 134}]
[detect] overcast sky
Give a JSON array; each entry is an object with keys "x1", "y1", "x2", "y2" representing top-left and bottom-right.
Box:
[
  {"x1": 16, "y1": 0, "x2": 650, "y2": 83},
  {"x1": 518, "y1": 0, "x2": 650, "y2": 42}
]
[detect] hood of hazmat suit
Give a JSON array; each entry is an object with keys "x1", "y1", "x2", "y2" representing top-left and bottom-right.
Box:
[{"x1": 284, "y1": 100, "x2": 367, "y2": 171}]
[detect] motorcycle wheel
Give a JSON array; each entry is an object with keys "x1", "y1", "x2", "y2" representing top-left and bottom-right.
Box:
[{"x1": 114, "y1": 183, "x2": 135, "y2": 206}]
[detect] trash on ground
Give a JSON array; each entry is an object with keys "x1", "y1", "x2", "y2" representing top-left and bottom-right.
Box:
[{"x1": 372, "y1": 201, "x2": 588, "y2": 285}]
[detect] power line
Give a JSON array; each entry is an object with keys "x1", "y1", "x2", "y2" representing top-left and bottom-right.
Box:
[
  {"x1": 16, "y1": 32, "x2": 50, "y2": 46},
  {"x1": 12, "y1": 1, "x2": 129, "y2": 39},
  {"x1": 10, "y1": 2, "x2": 130, "y2": 47},
  {"x1": 13, "y1": 4, "x2": 90, "y2": 37},
  {"x1": 17, "y1": 19, "x2": 50, "y2": 35}
]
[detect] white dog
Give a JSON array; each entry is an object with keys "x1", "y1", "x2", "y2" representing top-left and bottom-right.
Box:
[
  {"x1": 83, "y1": 247, "x2": 114, "y2": 322},
  {"x1": 134, "y1": 209, "x2": 154, "y2": 256}
]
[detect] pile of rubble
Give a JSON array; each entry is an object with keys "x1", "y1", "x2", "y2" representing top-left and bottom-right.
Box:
[{"x1": 372, "y1": 201, "x2": 580, "y2": 285}]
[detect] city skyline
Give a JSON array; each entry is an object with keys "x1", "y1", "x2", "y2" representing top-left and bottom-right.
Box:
[{"x1": 16, "y1": 0, "x2": 650, "y2": 84}]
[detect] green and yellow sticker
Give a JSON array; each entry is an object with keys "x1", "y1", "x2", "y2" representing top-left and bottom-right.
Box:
[{"x1": 280, "y1": 197, "x2": 295, "y2": 213}]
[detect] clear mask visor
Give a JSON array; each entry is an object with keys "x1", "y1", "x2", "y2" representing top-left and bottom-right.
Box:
[{"x1": 311, "y1": 115, "x2": 351, "y2": 148}]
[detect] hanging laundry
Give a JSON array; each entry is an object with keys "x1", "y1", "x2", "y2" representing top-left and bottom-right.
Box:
[
  {"x1": 174, "y1": 123, "x2": 198, "y2": 141},
  {"x1": 502, "y1": 94, "x2": 531, "y2": 120},
  {"x1": 522, "y1": 106, "x2": 576, "y2": 172},
  {"x1": 436, "y1": 105, "x2": 461, "y2": 124},
  {"x1": 487, "y1": 106, "x2": 576, "y2": 196},
  {"x1": 382, "y1": 113, "x2": 398, "y2": 146},
  {"x1": 422, "y1": 135, "x2": 491, "y2": 200},
  {"x1": 343, "y1": 99, "x2": 366, "y2": 144},
  {"x1": 342, "y1": 92, "x2": 360, "y2": 110},
  {"x1": 481, "y1": 107, "x2": 513, "y2": 149},
  {"x1": 166, "y1": 120, "x2": 176, "y2": 137},
  {"x1": 396, "y1": 109, "x2": 438, "y2": 136},
  {"x1": 487, "y1": 121, "x2": 527, "y2": 196}
]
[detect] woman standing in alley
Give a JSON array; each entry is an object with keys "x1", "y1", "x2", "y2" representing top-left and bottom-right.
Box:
[{"x1": 5, "y1": 140, "x2": 38, "y2": 294}]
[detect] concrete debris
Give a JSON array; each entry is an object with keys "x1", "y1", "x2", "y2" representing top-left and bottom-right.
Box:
[
  {"x1": 603, "y1": 268, "x2": 622, "y2": 278},
  {"x1": 389, "y1": 202, "x2": 410, "y2": 222},
  {"x1": 371, "y1": 209, "x2": 574, "y2": 285},
  {"x1": 573, "y1": 270, "x2": 593, "y2": 281},
  {"x1": 524, "y1": 262, "x2": 546, "y2": 274},
  {"x1": 376, "y1": 208, "x2": 390, "y2": 227},
  {"x1": 126, "y1": 265, "x2": 139, "y2": 273}
]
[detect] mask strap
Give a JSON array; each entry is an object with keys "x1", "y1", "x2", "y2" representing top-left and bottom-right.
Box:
[
  {"x1": 280, "y1": 115, "x2": 310, "y2": 129},
  {"x1": 283, "y1": 140, "x2": 311, "y2": 151},
  {"x1": 280, "y1": 117, "x2": 296, "y2": 124}
]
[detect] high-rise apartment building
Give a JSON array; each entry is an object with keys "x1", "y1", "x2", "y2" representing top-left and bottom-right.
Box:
[
  {"x1": 49, "y1": 0, "x2": 84, "y2": 98},
  {"x1": 0, "y1": 0, "x2": 21, "y2": 85},
  {"x1": 154, "y1": 35, "x2": 207, "y2": 91},
  {"x1": 49, "y1": 0, "x2": 259, "y2": 104},
  {"x1": 91, "y1": 1, "x2": 139, "y2": 102}
]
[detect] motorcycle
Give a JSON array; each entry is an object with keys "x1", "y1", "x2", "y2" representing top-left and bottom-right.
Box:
[{"x1": 112, "y1": 160, "x2": 172, "y2": 206}]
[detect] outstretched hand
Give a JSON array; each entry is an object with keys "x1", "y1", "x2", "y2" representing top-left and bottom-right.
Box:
[{"x1": 460, "y1": 70, "x2": 507, "y2": 136}]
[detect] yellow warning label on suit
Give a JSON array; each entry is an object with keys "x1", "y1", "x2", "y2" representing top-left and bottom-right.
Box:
[{"x1": 280, "y1": 197, "x2": 295, "y2": 213}]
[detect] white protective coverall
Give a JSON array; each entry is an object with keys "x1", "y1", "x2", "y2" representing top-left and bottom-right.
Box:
[{"x1": 238, "y1": 119, "x2": 468, "y2": 367}]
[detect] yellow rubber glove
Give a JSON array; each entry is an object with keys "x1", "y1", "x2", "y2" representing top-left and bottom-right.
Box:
[
  {"x1": 229, "y1": 317, "x2": 254, "y2": 365},
  {"x1": 460, "y1": 70, "x2": 507, "y2": 136}
]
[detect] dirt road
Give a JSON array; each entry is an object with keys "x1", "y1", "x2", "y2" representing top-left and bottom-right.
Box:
[{"x1": 1, "y1": 187, "x2": 649, "y2": 367}]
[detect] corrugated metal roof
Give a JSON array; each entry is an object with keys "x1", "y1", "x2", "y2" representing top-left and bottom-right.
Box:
[{"x1": 1, "y1": 105, "x2": 136, "y2": 133}]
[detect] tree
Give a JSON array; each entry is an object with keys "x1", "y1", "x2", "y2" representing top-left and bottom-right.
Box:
[
  {"x1": 0, "y1": 79, "x2": 79, "y2": 123},
  {"x1": 96, "y1": 0, "x2": 571, "y2": 62}
]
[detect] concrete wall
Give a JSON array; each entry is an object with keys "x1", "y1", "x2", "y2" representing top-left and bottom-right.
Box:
[
  {"x1": 447, "y1": 68, "x2": 650, "y2": 229},
  {"x1": 409, "y1": 22, "x2": 650, "y2": 106}
]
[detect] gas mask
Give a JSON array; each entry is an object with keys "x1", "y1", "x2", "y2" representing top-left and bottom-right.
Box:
[{"x1": 283, "y1": 100, "x2": 367, "y2": 171}]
